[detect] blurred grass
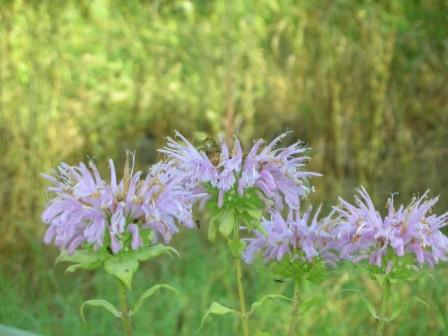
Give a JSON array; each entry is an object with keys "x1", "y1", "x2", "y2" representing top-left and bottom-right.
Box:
[
  {"x1": 1, "y1": 231, "x2": 447, "y2": 335},
  {"x1": 0, "y1": 0, "x2": 447, "y2": 335}
]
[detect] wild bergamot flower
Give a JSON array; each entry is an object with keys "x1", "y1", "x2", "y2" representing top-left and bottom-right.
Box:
[
  {"x1": 160, "y1": 131, "x2": 320, "y2": 211},
  {"x1": 243, "y1": 207, "x2": 337, "y2": 265},
  {"x1": 42, "y1": 154, "x2": 199, "y2": 255},
  {"x1": 332, "y1": 186, "x2": 448, "y2": 268}
]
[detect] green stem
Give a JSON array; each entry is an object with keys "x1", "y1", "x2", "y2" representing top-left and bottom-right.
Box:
[
  {"x1": 287, "y1": 280, "x2": 300, "y2": 336},
  {"x1": 235, "y1": 256, "x2": 249, "y2": 336},
  {"x1": 118, "y1": 282, "x2": 133, "y2": 336},
  {"x1": 233, "y1": 219, "x2": 249, "y2": 336},
  {"x1": 376, "y1": 277, "x2": 391, "y2": 336}
]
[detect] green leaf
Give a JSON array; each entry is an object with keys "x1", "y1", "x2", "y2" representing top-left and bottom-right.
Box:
[
  {"x1": 133, "y1": 244, "x2": 180, "y2": 262},
  {"x1": 104, "y1": 255, "x2": 139, "y2": 289},
  {"x1": 131, "y1": 284, "x2": 179, "y2": 316},
  {"x1": 0, "y1": 325, "x2": 41, "y2": 336},
  {"x1": 300, "y1": 295, "x2": 324, "y2": 315},
  {"x1": 360, "y1": 295, "x2": 378, "y2": 320},
  {"x1": 386, "y1": 296, "x2": 429, "y2": 322},
  {"x1": 342, "y1": 289, "x2": 378, "y2": 320},
  {"x1": 254, "y1": 332, "x2": 272, "y2": 336},
  {"x1": 208, "y1": 213, "x2": 221, "y2": 242},
  {"x1": 412, "y1": 296, "x2": 430, "y2": 309},
  {"x1": 80, "y1": 299, "x2": 121, "y2": 322},
  {"x1": 243, "y1": 189, "x2": 264, "y2": 208},
  {"x1": 248, "y1": 295, "x2": 292, "y2": 316},
  {"x1": 305, "y1": 261, "x2": 327, "y2": 284},
  {"x1": 56, "y1": 249, "x2": 106, "y2": 265},
  {"x1": 238, "y1": 209, "x2": 263, "y2": 232},
  {"x1": 387, "y1": 305, "x2": 404, "y2": 322},
  {"x1": 389, "y1": 266, "x2": 421, "y2": 283},
  {"x1": 199, "y1": 302, "x2": 239, "y2": 330},
  {"x1": 65, "y1": 264, "x2": 90, "y2": 273},
  {"x1": 228, "y1": 239, "x2": 246, "y2": 257},
  {"x1": 56, "y1": 249, "x2": 107, "y2": 273},
  {"x1": 245, "y1": 208, "x2": 262, "y2": 222},
  {"x1": 219, "y1": 209, "x2": 236, "y2": 238},
  {"x1": 268, "y1": 256, "x2": 327, "y2": 282}
]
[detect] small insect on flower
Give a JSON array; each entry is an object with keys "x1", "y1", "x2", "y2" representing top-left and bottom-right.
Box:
[
  {"x1": 41, "y1": 153, "x2": 200, "y2": 255},
  {"x1": 159, "y1": 131, "x2": 321, "y2": 240},
  {"x1": 332, "y1": 186, "x2": 448, "y2": 268},
  {"x1": 160, "y1": 131, "x2": 320, "y2": 210}
]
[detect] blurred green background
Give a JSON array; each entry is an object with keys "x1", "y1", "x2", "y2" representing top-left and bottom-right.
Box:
[{"x1": 0, "y1": 0, "x2": 447, "y2": 335}]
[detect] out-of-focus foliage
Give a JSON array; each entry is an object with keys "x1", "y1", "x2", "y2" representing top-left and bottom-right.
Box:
[
  {"x1": 1, "y1": 0, "x2": 447, "y2": 245},
  {"x1": 0, "y1": 0, "x2": 447, "y2": 335}
]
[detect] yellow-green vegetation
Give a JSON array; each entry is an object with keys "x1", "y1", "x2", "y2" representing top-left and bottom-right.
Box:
[{"x1": 0, "y1": 0, "x2": 447, "y2": 335}]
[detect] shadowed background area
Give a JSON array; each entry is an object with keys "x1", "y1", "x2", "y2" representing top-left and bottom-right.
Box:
[{"x1": 0, "y1": 0, "x2": 447, "y2": 335}]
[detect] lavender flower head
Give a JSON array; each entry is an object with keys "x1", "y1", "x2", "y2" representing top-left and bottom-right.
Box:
[
  {"x1": 160, "y1": 131, "x2": 320, "y2": 211},
  {"x1": 42, "y1": 154, "x2": 199, "y2": 255},
  {"x1": 243, "y1": 207, "x2": 337, "y2": 265},
  {"x1": 333, "y1": 187, "x2": 448, "y2": 268}
]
